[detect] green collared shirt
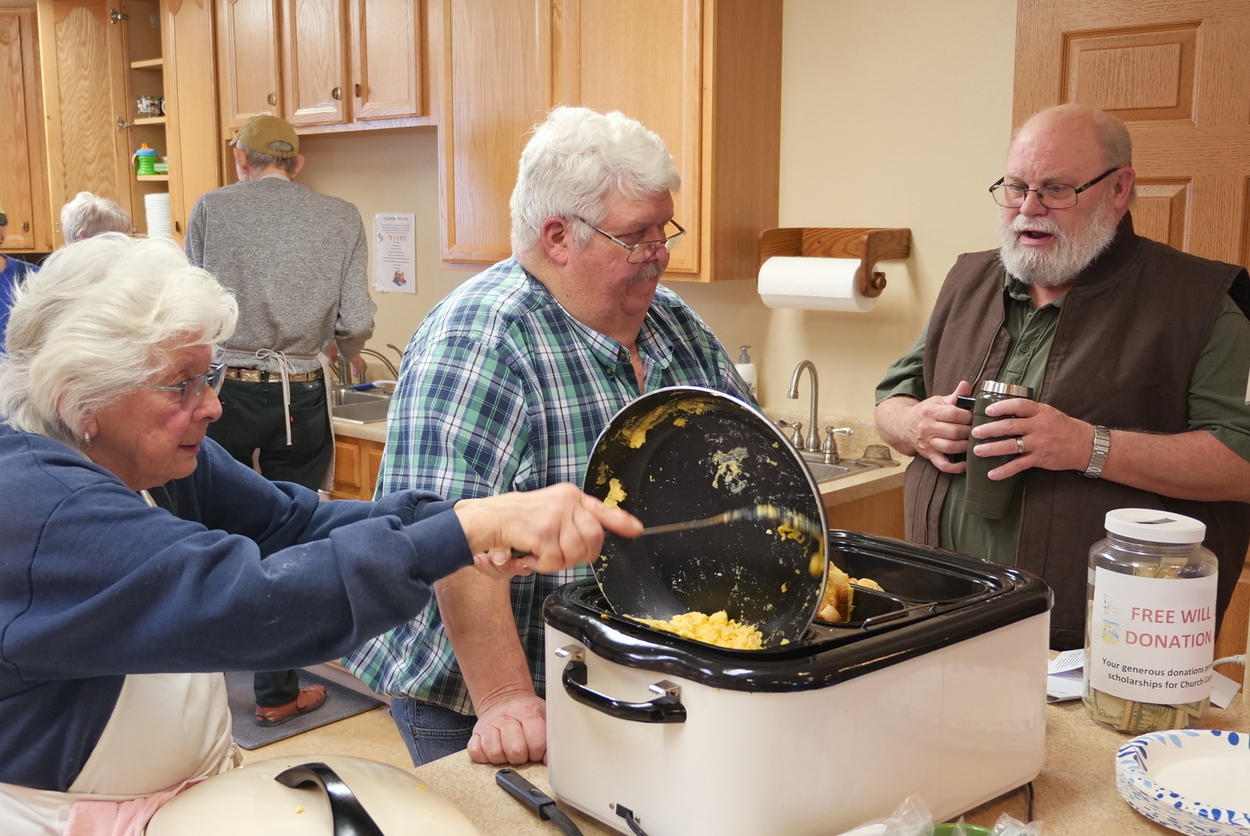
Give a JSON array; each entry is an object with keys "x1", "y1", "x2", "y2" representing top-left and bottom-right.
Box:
[{"x1": 876, "y1": 276, "x2": 1250, "y2": 564}]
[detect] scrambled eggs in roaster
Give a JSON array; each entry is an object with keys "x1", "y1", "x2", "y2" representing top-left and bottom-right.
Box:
[
  {"x1": 817, "y1": 565, "x2": 884, "y2": 623},
  {"x1": 634, "y1": 610, "x2": 764, "y2": 650}
]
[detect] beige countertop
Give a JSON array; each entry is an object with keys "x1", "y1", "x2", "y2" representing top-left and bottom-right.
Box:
[
  {"x1": 331, "y1": 416, "x2": 388, "y2": 444},
  {"x1": 241, "y1": 688, "x2": 1249, "y2": 835}
]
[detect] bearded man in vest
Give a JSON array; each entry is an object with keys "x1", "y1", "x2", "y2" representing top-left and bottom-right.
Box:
[{"x1": 875, "y1": 103, "x2": 1250, "y2": 650}]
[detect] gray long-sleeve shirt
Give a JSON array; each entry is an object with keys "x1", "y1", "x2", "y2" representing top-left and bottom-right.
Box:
[{"x1": 186, "y1": 177, "x2": 376, "y2": 373}]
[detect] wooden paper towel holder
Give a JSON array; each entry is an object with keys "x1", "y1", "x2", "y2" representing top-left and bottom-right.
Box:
[{"x1": 758, "y1": 227, "x2": 912, "y2": 298}]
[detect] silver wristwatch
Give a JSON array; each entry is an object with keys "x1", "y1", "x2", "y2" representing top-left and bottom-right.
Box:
[{"x1": 1084, "y1": 425, "x2": 1111, "y2": 478}]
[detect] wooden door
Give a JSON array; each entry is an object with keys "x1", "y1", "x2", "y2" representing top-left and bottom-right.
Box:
[
  {"x1": 216, "y1": 0, "x2": 282, "y2": 131},
  {"x1": 1015, "y1": 0, "x2": 1250, "y2": 684},
  {"x1": 1014, "y1": 0, "x2": 1250, "y2": 267},
  {"x1": 433, "y1": 0, "x2": 554, "y2": 263},
  {"x1": 283, "y1": 0, "x2": 348, "y2": 126},
  {"x1": 553, "y1": 0, "x2": 702, "y2": 275},
  {"x1": 0, "y1": 9, "x2": 51, "y2": 252},
  {"x1": 163, "y1": 0, "x2": 221, "y2": 239},
  {"x1": 349, "y1": 0, "x2": 423, "y2": 121}
]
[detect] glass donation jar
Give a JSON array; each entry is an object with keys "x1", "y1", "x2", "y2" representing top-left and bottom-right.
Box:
[{"x1": 1083, "y1": 508, "x2": 1218, "y2": 733}]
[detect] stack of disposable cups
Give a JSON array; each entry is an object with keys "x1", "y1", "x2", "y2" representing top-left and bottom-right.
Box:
[{"x1": 144, "y1": 192, "x2": 172, "y2": 238}]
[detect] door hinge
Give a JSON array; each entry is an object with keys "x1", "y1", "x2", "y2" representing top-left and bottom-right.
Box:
[
  {"x1": 110, "y1": 9, "x2": 129, "y2": 23},
  {"x1": 117, "y1": 116, "x2": 134, "y2": 131}
]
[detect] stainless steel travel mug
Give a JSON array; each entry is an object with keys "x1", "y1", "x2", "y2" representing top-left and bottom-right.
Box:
[{"x1": 962, "y1": 380, "x2": 1034, "y2": 519}]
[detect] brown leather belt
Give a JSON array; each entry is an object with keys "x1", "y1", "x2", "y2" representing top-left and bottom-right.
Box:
[{"x1": 224, "y1": 367, "x2": 323, "y2": 384}]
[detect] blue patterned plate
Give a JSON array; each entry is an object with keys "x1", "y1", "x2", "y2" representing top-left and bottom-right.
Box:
[{"x1": 1117, "y1": 729, "x2": 1250, "y2": 835}]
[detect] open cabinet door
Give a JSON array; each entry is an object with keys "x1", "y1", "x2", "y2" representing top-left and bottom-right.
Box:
[
  {"x1": 37, "y1": 0, "x2": 132, "y2": 243},
  {"x1": 163, "y1": 0, "x2": 221, "y2": 241}
]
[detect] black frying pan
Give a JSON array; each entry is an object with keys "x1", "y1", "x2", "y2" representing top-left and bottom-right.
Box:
[{"x1": 583, "y1": 386, "x2": 829, "y2": 647}]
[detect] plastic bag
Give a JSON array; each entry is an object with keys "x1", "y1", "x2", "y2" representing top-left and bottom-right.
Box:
[
  {"x1": 833, "y1": 796, "x2": 1043, "y2": 836},
  {"x1": 833, "y1": 795, "x2": 934, "y2": 836},
  {"x1": 986, "y1": 812, "x2": 1042, "y2": 835}
]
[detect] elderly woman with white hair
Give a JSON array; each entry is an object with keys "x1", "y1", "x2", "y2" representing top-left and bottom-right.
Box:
[
  {"x1": 59, "y1": 191, "x2": 132, "y2": 243},
  {"x1": 0, "y1": 233, "x2": 640, "y2": 836}
]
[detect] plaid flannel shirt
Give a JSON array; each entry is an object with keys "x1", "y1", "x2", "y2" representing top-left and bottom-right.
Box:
[{"x1": 342, "y1": 258, "x2": 752, "y2": 713}]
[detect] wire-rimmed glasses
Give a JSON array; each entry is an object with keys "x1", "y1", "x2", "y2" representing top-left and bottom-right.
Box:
[
  {"x1": 989, "y1": 166, "x2": 1121, "y2": 209},
  {"x1": 141, "y1": 363, "x2": 226, "y2": 410},
  {"x1": 576, "y1": 217, "x2": 686, "y2": 263}
]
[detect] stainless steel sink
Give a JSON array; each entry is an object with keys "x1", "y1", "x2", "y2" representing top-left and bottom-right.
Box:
[
  {"x1": 331, "y1": 388, "x2": 392, "y2": 423},
  {"x1": 332, "y1": 388, "x2": 391, "y2": 407},
  {"x1": 800, "y1": 452, "x2": 881, "y2": 483}
]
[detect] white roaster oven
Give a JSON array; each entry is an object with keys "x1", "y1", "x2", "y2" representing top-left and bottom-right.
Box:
[{"x1": 543, "y1": 530, "x2": 1051, "y2": 836}]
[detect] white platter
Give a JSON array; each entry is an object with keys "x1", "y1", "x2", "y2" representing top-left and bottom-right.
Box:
[{"x1": 1117, "y1": 729, "x2": 1250, "y2": 835}]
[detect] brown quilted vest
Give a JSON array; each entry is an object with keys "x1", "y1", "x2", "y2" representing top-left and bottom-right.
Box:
[{"x1": 905, "y1": 214, "x2": 1250, "y2": 649}]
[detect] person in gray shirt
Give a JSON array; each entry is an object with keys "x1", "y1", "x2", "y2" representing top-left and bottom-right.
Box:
[{"x1": 185, "y1": 114, "x2": 377, "y2": 727}]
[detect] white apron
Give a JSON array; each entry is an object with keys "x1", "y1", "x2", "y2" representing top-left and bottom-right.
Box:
[{"x1": 0, "y1": 672, "x2": 238, "y2": 836}]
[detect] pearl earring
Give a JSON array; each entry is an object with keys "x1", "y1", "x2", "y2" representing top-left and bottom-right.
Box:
[{"x1": 83, "y1": 432, "x2": 91, "y2": 448}]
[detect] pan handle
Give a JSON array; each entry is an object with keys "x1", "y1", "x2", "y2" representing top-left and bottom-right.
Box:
[{"x1": 556, "y1": 645, "x2": 687, "y2": 724}]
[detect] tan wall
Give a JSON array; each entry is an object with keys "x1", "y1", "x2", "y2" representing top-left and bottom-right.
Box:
[
  {"x1": 298, "y1": 0, "x2": 1018, "y2": 411},
  {"x1": 296, "y1": 126, "x2": 478, "y2": 373}
]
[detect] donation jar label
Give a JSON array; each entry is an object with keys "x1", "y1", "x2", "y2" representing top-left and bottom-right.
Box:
[{"x1": 1089, "y1": 566, "x2": 1217, "y2": 704}]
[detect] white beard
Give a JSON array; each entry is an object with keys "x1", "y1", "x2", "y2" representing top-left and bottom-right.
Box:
[{"x1": 998, "y1": 195, "x2": 1118, "y2": 288}]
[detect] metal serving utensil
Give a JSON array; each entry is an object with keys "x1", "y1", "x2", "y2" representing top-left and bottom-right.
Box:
[
  {"x1": 638, "y1": 504, "x2": 822, "y2": 540},
  {"x1": 510, "y1": 504, "x2": 825, "y2": 572}
]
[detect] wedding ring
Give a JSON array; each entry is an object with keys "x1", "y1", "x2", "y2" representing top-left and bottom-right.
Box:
[{"x1": 1016, "y1": 437, "x2": 1026, "y2": 455}]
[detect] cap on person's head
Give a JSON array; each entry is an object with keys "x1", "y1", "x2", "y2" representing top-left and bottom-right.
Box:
[{"x1": 230, "y1": 114, "x2": 299, "y2": 159}]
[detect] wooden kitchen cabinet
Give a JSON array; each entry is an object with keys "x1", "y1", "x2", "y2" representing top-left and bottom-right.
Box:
[
  {"x1": 349, "y1": 0, "x2": 424, "y2": 121},
  {"x1": 36, "y1": 0, "x2": 133, "y2": 241},
  {"x1": 825, "y1": 486, "x2": 906, "y2": 541},
  {"x1": 282, "y1": 0, "x2": 349, "y2": 126},
  {"x1": 431, "y1": 0, "x2": 554, "y2": 263},
  {"x1": 216, "y1": 0, "x2": 283, "y2": 130},
  {"x1": 433, "y1": 0, "x2": 781, "y2": 281},
  {"x1": 1214, "y1": 560, "x2": 1250, "y2": 684},
  {"x1": 217, "y1": 0, "x2": 424, "y2": 134},
  {"x1": 0, "y1": 7, "x2": 53, "y2": 253},
  {"x1": 329, "y1": 435, "x2": 384, "y2": 500}
]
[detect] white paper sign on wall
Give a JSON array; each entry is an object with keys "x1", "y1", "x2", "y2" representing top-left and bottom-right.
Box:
[{"x1": 372, "y1": 213, "x2": 416, "y2": 294}]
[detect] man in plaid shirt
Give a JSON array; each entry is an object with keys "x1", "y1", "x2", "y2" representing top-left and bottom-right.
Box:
[{"x1": 342, "y1": 107, "x2": 753, "y2": 766}]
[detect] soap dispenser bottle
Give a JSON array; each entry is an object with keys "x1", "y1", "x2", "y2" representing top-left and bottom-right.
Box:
[{"x1": 735, "y1": 345, "x2": 758, "y2": 399}]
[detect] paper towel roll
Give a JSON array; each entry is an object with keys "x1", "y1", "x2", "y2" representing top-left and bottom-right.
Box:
[{"x1": 758, "y1": 256, "x2": 876, "y2": 312}]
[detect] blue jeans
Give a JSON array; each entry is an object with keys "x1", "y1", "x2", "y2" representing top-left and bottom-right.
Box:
[{"x1": 390, "y1": 698, "x2": 476, "y2": 766}]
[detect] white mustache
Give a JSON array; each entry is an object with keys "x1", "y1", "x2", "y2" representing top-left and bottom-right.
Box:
[
  {"x1": 1009, "y1": 216, "x2": 1062, "y2": 236},
  {"x1": 630, "y1": 260, "x2": 665, "y2": 285}
]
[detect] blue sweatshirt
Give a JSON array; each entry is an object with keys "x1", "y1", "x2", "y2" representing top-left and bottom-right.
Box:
[{"x1": 0, "y1": 423, "x2": 472, "y2": 791}]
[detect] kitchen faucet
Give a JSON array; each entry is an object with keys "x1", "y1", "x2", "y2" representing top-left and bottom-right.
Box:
[
  {"x1": 787, "y1": 360, "x2": 820, "y2": 452},
  {"x1": 358, "y1": 348, "x2": 400, "y2": 379}
]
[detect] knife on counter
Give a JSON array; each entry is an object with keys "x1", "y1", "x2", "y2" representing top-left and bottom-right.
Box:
[{"x1": 495, "y1": 768, "x2": 585, "y2": 836}]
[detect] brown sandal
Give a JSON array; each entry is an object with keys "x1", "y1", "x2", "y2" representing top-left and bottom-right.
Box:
[{"x1": 254, "y1": 684, "x2": 328, "y2": 727}]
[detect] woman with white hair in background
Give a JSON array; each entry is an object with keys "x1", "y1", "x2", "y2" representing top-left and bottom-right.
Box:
[
  {"x1": 59, "y1": 191, "x2": 131, "y2": 243},
  {"x1": 0, "y1": 233, "x2": 640, "y2": 836}
]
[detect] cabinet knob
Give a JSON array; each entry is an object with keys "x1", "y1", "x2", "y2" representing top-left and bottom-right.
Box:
[
  {"x1": 354, "y1": 83, "x2": 361, "y2": 98},
  {"x1": 267, "y1": 93, "x2": 277, "y2": 106},
  {"x1": 331, "y1": 87, "x2": 342, "y2": 101},
  {"x1": 22, "y1": 221, "x2": 30, "y2": 232}
]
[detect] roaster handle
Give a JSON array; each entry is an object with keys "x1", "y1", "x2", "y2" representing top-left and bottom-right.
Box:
[
  {"x1": 557, "y1": 645, "x2": 687, "y2": 724},
  {"x1": 273, "y1": 762, "x2": 385, "y2": 836}
]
